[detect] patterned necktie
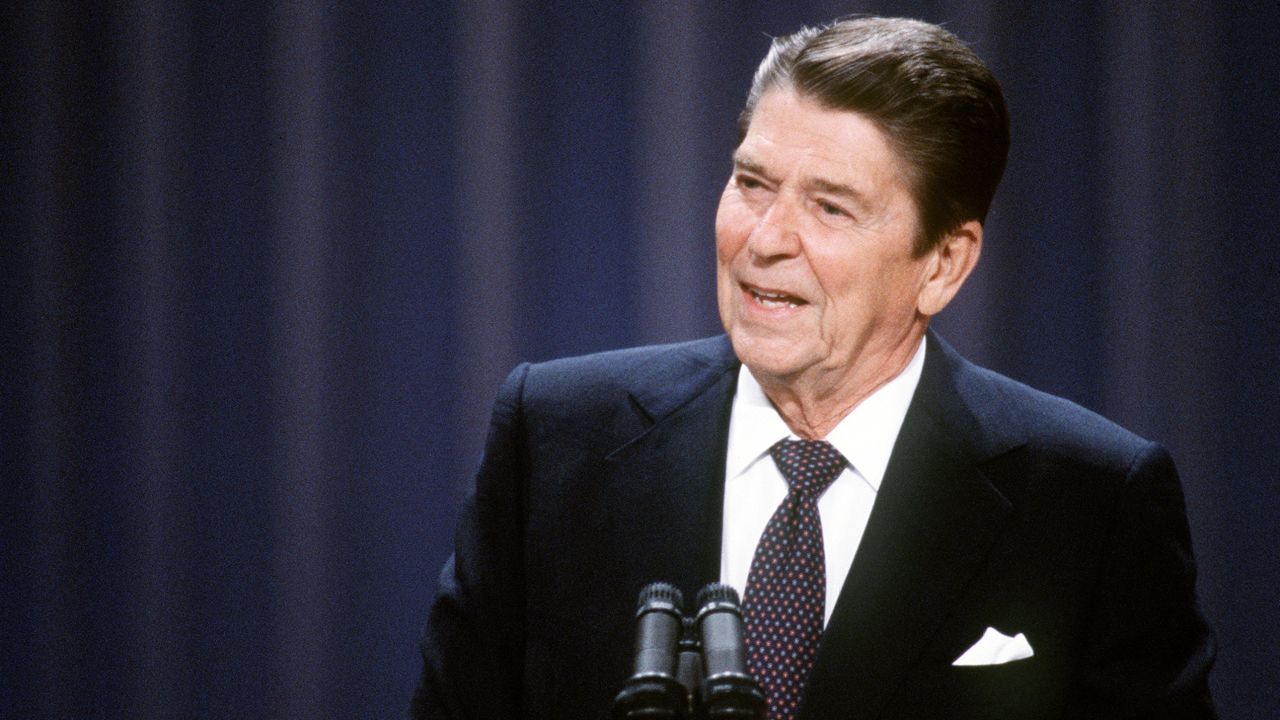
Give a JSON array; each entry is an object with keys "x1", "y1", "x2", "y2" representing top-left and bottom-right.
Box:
[{"x1": 742, "y1": 439, "x2": 847, "y2": 720}]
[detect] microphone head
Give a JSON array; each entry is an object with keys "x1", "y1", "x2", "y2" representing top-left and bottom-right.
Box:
[
  {"x1": 637, "y1": 582, "x2": 684, "y2": 615},
  {"x1": 695, "y1": 582, "x2": 741, "y2": 618}
]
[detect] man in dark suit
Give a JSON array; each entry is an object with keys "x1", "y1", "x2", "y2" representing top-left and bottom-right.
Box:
[{"x1": 412, "y1": 16, "x2": 1215, "y2": 719}]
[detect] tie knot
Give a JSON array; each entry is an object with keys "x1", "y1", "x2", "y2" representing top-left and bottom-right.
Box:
[{"x1": 769, "y1": 439, "x2": 846, "y2": 498}]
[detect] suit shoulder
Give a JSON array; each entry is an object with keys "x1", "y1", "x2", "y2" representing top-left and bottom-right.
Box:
[
  {"x1": 521, "y1": 336, "x2": 730, "y2": 394},
  {"x1": 512, "y1": 336, "x2": 735, "y2": 425},
  {"x1": 950, "y1": 355, "x2": 1154, "y2": 468},
  {"x1": 524, "y1": 336, "x2": 726, "y2": 385}
]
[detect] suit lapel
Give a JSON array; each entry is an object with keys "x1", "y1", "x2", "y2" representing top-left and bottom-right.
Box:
[
  {"x1": 802, "y1": 334, "x2": 1019, "y2": 719},
  {"x1": 600, "y1": 338, "x2": 740, "y2": 601}
]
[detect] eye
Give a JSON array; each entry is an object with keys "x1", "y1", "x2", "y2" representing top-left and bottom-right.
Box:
[
  {"x1": 736, "y1": 174, "x2": 764, "y2": 190},
  {"x1": 817, "y1": 200, "x2": 848, "y2": 218}
]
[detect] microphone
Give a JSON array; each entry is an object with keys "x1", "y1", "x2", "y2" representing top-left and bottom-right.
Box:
[
  {"x1": 694, "y1": 583, "x2": 766, "y2": 720},
  {"x1": 612, "y1": 582, "x2": 690, "y2": 719}
]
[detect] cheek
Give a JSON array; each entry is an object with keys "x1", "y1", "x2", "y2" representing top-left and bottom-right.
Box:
[
  {"x1": 841, "y1": 258, "x2": 926, "y2": 321},
  {"x1": 714, "y1": 195, "x2": 753, "y2": 263},
  {"x1": 715, "y1": 231, "x2": 737, "y2": 265},
  {"x1": 807, "y1": 248, "x2": 865, "y2": 302},
  {"x1": 809, "y1": 250, "x2": 910, "y2": 325}
]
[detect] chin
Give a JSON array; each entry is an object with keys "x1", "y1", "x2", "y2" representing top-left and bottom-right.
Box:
[{"x1": 728, "y1": 330, "x2": 814, "y2": 381}]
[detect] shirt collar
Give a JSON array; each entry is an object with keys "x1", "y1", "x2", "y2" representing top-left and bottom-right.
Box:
[{"x1": 725, "y1": 338, "x2": 927, "y2": 490}]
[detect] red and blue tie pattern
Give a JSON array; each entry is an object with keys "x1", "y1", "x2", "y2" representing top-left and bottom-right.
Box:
[{"x1": 743, "y1": 439, "x2": 847, "y2": 720}]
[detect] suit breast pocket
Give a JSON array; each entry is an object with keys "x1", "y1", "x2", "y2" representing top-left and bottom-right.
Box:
[{"x1": 932, "y1": 658, "x2": 1062, "y2": 719}]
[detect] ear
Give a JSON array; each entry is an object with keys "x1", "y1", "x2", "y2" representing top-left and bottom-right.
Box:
[{"x1": 916, "y1": 220, "x2": 982, "y2": 317}]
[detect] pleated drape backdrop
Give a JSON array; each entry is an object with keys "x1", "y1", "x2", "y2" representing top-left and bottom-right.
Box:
[{"x1": 3, "y1": 2, "x2": 1277, "y2": 718}]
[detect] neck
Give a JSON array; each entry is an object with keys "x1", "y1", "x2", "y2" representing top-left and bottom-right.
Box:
[{"x1": 758, "y1": 332, "x2": 924, "y2": 440}]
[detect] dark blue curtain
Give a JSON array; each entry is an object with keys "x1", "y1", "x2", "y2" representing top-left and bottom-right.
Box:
[{"x1": 3, "y1": 2, "x2": 1277, "y2": 718}]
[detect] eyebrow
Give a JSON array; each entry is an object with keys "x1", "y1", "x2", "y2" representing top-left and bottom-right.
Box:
[
  {"x1": 733, "y1": 153, "x2": 871, "y2": 210},
  {"x1": 807, "y1": 177, "x2": 866, "y2": 204},
  {"x1": 731, "y1": 155, "x2": 776, "y2": 183}
]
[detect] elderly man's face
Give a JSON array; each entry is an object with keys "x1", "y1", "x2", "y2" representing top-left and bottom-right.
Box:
[{"x1": 716, "y1": 89, "x2": 935, "y2": 392}]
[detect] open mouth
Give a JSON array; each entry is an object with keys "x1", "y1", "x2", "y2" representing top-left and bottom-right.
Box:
[{"x1": 745, "y1": 283, "x2": 807, "y2": 309}]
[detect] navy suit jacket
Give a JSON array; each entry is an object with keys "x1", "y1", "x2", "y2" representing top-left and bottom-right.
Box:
[{"x1": 413, "y1": 333, "x2": 1215, "y2": 719}]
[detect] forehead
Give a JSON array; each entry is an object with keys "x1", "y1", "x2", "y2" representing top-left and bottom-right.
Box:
[
  {"x1": 742, "y1": 90, "x2": 901, "y2": 169},
  {"x1": 736, "y1": 89, "x2": 910, "y2": 192}
]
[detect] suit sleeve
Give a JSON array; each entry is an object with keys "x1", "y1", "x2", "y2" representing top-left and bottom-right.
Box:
[
  {"x1": 1064, "y1": 442, "x2": 1217, "y2": 718},
  {"x1": 410, "y1": 363, "x2": 532, "y2": 720}
]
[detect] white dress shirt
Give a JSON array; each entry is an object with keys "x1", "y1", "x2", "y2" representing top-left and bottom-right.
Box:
[{"x1": 719, "y1": 339, "x2": 926, "y2": 625}]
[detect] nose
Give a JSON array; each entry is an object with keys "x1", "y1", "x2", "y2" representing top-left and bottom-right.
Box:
[{"x1": 746, "y1": 194, "x2": 802, "y2": 261}]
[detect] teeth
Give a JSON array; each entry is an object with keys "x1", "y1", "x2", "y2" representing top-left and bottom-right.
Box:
[{"x1": 751, "y1": 288, "x2": 799, "y2": 308}]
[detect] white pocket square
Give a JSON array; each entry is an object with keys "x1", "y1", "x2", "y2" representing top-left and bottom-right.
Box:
[{"x1": 952, "y1": 627, "x2": 1034, "y2": 666}]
